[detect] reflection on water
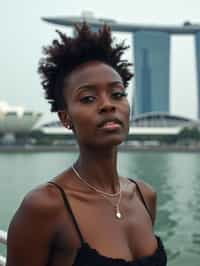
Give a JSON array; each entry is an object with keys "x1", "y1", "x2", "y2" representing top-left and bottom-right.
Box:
[
  {"x1": 0, "y1": 151, "x2": 200, "y2": 265},
  {"x1": 166, "y1": 154, "x2": 200, "y2": 265},
  {"x1": 118, "y1": 152, "x2": 200, "y2": 266}
]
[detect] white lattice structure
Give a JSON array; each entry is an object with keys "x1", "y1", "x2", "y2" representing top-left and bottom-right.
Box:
[{"x1": 0, "y1": 101, "x2": 42, "y2": 133}]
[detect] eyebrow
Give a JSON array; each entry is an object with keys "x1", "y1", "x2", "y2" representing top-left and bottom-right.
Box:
[{"x1": 76, "y1": 81, "x2": 124, "y2": 92}]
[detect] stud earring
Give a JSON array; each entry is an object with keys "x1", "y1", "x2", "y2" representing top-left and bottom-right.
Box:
[
  {"x1": 69, "y1": 121, "x2": 73, "y2": 129},
  {"x1": 66, "y1": 124, "x2": 71, "y2": 129},
  {"x1": 63, "y1": 122, "x2": 68, "y2": 128}
]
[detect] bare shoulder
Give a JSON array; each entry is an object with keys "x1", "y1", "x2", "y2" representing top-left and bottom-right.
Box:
[
  {"x1": 17, "y1": 182, "x2": 64, "y2": 218},
  {"x1": 7, "y1": 182, "x2": 65, "y2": 244},
  {"x1": 134, "y1": 179, "x2": 157, "y2": 202},
  {"x1": 6, "y1": 182, "x2": 67, "y2": 266},
  {"x1": 122, "y1": 177, "x2": 156, "y2": 201},
  {"x1": 126, "y1": 178, "x2": 157, "y2": 226},
  {"x1": 136, "y1": 179, "x2": 157, "y2": 225},
  {"x1": 11, "y1": 168, "x2": 75, "y2": 225}
]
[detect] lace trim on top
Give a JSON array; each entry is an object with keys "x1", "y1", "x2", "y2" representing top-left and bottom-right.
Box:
[{"x1": 73, "y1": 235, "x2": 167, "y2": 266}]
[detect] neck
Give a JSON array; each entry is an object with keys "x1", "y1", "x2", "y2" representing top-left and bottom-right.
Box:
[{"x1": 74, "y1": 146, "x2": 119, "y2": 194}]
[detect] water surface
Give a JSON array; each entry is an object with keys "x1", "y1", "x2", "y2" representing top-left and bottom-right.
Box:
[{"x1": 0, "y1": 151, "x2": 200, "y2": 265}]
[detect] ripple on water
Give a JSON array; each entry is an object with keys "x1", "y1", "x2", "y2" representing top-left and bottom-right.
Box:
[{"x1": 1, "y1": 152, "x2": 200, "y2": 265}]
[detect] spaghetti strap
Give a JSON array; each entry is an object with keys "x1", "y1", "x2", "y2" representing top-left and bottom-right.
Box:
[
  {"x1": 128, "y1": 178, "x2": 153, "y2": 223},
  {"x1": 48, "y1": 181, "x2": 84, "y2": 244}
]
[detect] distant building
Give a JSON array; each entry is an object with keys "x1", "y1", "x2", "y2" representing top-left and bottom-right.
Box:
[
  {"x1": 38, "y1": 113, "x2": 200, "y2": 138},
  {"x1": 130, "y1": 112, "x2": 200, "y2": 136},
  {"x1": 0, "y1": 101, "x2": 42, "y2": 134},
  {"x1": 195, "y1": 32, "x2": 200, "y2": 118},
  {"x1": 40, "y1": 121, "x2": 73, "y2": 136},
  {"x1": 42, "y1": 12, "x2": 200, "y2": 119},
  {"x1": 134, "y1": 31, "x2": 170, "y2": 115}
]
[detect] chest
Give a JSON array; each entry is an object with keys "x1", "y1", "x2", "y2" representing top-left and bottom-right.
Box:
[{"x1": 50, "y1": 192, "x2": 156, "y2": 264}]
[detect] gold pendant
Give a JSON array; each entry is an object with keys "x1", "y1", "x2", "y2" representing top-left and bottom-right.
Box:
[
  {"x1": 116, "y1": 211, "x2": 122, "y2": 219},
  {"x1": 116, "y1": 206, "x2": 122, "y2": 219}
]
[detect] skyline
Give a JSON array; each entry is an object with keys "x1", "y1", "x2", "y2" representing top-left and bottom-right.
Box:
[
  {"x1": 43, "y1": 13, "x2": 200, "y2": 33},
  {"x1": 1, "y1": 0, "x2": 200, "y2": 123},
  {"x1": 43, "y1": 14, "x2": 200, "y2": 119}
]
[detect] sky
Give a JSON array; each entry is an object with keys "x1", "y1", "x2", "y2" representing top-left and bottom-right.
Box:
[{"x1": 1, "y1": 0, "x2": 200, "y2": 124}]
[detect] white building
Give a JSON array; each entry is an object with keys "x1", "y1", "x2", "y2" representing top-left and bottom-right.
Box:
[
  {"x1": 0, "y1": 101, "x2": 42, "y2": 134},
  {"x1": 39, "y1": 112, "x2": 200, "y2": 138}
]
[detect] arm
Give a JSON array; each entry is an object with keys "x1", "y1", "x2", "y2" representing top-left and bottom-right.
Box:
[{"x1": 6, "y1": 187, "x2": 57, "y2": 266}]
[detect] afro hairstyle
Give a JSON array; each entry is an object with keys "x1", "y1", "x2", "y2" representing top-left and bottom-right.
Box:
[{"x1": 38, "y1": 23, "x2": 133, "y2": 112}]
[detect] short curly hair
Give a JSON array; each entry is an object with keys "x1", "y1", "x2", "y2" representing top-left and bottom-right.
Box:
[{"x1": 38, "y1": 23, "x2": 133, "y2": 112}]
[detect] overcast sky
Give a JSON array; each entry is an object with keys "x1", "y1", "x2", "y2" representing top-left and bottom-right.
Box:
[{"x1": 1, "y1": 0, "x2": 200, "y2": 123}]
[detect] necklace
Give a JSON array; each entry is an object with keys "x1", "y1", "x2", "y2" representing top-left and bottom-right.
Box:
[
  {"x1": 99, "y1": 185, "x2": 122, "y2": 219},
  {"x1": 71, "y1": 165, "x2": 123, "y2": 219},
  {"x1": 71, "y1": 166, "x2": 121, "y2": 197}
]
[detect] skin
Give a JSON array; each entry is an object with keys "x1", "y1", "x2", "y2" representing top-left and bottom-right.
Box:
[{"x1": 6, "y1": 61, "x2": 158, "y2": 266}]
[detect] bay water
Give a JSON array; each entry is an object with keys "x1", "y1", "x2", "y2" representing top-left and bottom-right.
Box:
[{"x1": 0, "y1": 151, "x2": 200, "y2": 265}]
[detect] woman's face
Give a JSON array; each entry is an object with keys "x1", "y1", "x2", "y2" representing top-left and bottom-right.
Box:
[{"x1": 62, "y1": 61, "x2": 130, "y2": 148}]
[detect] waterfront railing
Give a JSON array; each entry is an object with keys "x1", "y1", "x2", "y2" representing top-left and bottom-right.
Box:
[{"x1": 0, "y1": 230, "x2": 7, "y2": 266}]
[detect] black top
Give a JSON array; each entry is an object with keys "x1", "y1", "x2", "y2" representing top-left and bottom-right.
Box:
[{"x1": 48, "y1": 179, "x2": 167, "y2": 266}]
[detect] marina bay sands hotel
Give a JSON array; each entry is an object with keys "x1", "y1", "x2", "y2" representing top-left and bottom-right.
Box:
[{"x1": 42, "y1": 13, "x2": 200, "y2": 120}]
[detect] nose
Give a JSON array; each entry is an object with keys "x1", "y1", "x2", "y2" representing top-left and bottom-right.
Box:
[{"x1": 98, "y1": 95, "x2": 116, "y2": 114}]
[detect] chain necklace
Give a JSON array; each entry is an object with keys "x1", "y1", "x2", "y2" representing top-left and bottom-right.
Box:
[
  {"x1": 71, "y1": 165, "x2": 123, "y2": 219},
  {"x1": 98, "y1": 185, "x2": 123, "y2": 219}
]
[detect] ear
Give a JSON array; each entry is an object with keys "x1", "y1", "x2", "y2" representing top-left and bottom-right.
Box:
[{"x1": 58, "y1": 111, "x2": 71, "y2": 129}]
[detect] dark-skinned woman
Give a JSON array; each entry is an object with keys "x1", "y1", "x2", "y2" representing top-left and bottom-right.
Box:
[{"x1": 6, "y1": 23, "x2": 167, "y2": 266}]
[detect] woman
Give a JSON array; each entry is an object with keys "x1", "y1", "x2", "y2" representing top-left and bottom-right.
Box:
[{"x1": 6, "y1": 23, "x2": 167, "y2": 266}]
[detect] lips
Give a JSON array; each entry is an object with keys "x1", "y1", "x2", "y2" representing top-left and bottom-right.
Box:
[{"x1": 97, "y1": 118, "x2": 123, "y2": 128}]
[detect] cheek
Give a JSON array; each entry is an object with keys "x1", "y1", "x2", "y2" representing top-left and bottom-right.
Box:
[
  {"x1": 122, "y1": 103, "x2": 130, "y2": 134},
  {"x1": 123, "y1": 101, "x2": 130, "y2": 120},
  {"x1": 70, "y1": 111, "x2": 93, "y2": 137}
]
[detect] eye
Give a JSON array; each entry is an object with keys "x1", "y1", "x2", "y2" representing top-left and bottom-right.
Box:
[
  {"x1": 112, "y1": 91, "x2": 128, "y2": 100},
  {"x1": 80, "y1": 95, "x2": 96, "y2": 104}
]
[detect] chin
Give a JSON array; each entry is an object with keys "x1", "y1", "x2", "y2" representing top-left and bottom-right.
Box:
[
  {"x1": 96, "y1": 135, "x2": 126, "y2": 148},
  {"x1": 79, "y1": 131, "x2": 128, "y2": 149}
]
